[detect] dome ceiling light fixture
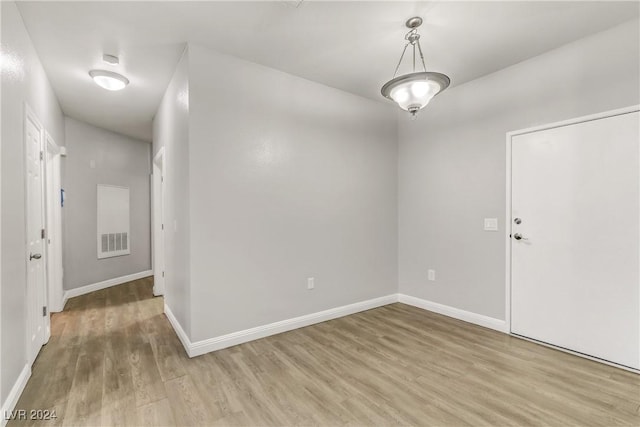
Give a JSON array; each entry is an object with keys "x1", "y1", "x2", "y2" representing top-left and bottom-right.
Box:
[
  {"x1": 381, "y1": 16, "x2": 450, "y2": 119},
  {"x1": 89, "y1": 69, "x2": 129, "y2": 91}
]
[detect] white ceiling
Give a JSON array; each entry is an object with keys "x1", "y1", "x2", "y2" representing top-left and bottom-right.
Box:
[{"x1": 17, "y1": 1, "x2": 640, "y2": 141}]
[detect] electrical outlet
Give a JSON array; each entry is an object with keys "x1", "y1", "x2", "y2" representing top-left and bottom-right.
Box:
[
  {"x1": 307, "y1": 277, "x2": 315, "y2": 290},
  {"x1": 428, "y1": 269, "x2": 436, "y2": 281}
]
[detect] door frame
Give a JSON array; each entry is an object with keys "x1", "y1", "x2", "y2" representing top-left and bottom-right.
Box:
[
  {"x1": 152, "y1": 147, "x2": 165, "y2": 296},
  {"x1": 0, "y1": 28, "x2": 3, "y2": 396},
  {"x1": 24, "y1": 103, "x2": 48, "y2": 364},
  {"x1": 44, "y1": 132, "x2": 64, "y2": 315},
  {"x1": 505, "y1": 104, "x2": 640, "y2": 371}
]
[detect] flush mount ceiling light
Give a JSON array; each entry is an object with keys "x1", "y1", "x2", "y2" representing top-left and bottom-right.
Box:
[
  {"x1": 381, "y1": 17, "x2": 450, "y2": 119},
  {"x1": 89, "y1": 69, "x2": 129, "y2": 91}
]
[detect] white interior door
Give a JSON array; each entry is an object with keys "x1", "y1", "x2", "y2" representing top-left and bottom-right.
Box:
[
  {"x1": 25, "y1": 108, "x2": 47, "y2": 364},
  {"x1": 510, "y1": 110, "x2": 639, "y2": 370},
  {"x1": 153, "y1": 149, "x2": 165, "y2": 296}
]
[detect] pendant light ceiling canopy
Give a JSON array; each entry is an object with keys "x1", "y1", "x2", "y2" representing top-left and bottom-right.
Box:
[{"x1": 381, "y1": 17, "x2": 450, "y2": 119}]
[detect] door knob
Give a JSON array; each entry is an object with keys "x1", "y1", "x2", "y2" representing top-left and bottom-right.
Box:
[
  {"x1": 513, "y1": 233, "x2": 528, "y2": 241},
  {"x1": 29, "y1": 253, "x2": 42, "y2": 260},
  {"x1": 514, "y1": 218, "x2": 522, "y2": 224}
]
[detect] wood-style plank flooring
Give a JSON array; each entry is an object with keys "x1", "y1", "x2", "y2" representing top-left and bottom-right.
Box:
[{"x1": 9, "y1": 278, "x2": 640, "y2": 426}]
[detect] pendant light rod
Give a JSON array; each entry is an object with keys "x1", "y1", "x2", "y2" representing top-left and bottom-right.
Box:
[
  {"x1": 413, "y1": 41, "x2": 416, "y2": 72},
  {"x1": 392, "y1": 23, "x2": 429, "y2": 78},
  {"x1": 392, "y1": 42, "x2": 410, "y2": 79},
  {"x1": 416, "y1": 38, "x2": 427, "y2": 72}
]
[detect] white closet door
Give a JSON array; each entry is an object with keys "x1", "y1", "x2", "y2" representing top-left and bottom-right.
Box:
[{"x1": 511, "y1": 111, "x2": 639, "y2": 370}]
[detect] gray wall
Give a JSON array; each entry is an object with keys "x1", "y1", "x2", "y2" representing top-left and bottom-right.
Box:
[
  {"x1": 1, "y1": 1, "x2": 65, "y2": 406},
  {"x1": 398, "y1": 20, "x2": 640, "y2": 320},
  {"x1": 63, "y1": 117, "x2": 151, "y2": 290},
  {"x1": 188, "y1": 45, "x2": 398, "y2": 341},
  {"x1": 152, "y1": 48, "x2": 191, "y2": 335}
]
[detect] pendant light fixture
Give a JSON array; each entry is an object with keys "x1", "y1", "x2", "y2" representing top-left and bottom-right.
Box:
[{"x1": 381, "y1": 17, "x2": 450, "y2": 119}]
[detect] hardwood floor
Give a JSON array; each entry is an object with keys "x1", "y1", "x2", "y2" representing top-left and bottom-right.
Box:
[{"x1": 9, "y1": 278, "x2": 639, "y2": 426}]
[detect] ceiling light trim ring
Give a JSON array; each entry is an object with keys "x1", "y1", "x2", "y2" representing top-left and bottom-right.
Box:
[{"x1": 380, "y1": 71, "x2": 450, "y2": 100}]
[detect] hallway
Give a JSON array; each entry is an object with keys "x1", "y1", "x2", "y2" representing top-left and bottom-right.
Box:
[{"x1": 10, "y1": 278, "x2": 184, "y2": 426}]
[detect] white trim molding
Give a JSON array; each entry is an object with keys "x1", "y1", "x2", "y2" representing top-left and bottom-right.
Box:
[
  {"x1": 1, "y1": 364, "x2": 31, "y2": 427},
  {"x1": 62, "y1": 270, "x2": 153, "y2": 307},
  {"x1": 398, "y1": 294, "x2": 509, "y2": 333},
  {"x1": 166, "y1": 294, "x2": 399, "y2": 358},
  {"x1": 164, "y1": 293, "x2": 510, "y2": 358},
  {"x1": 163, "y1": 304, "x2": 191, "y2": 355}
]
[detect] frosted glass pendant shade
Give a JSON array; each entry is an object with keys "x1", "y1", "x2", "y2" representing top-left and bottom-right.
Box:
[{"x1": 381, "y1": 72, "x2": 450, "y2": 117}]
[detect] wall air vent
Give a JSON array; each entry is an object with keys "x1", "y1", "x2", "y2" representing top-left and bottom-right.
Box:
[{"x1": 100, "y1": 232, "x2": 128, "y2": 253}]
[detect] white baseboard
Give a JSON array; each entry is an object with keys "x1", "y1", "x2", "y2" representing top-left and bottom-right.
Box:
[
  {"x1": 1, "y1": 364, "x2": 31, "y2": 427},
  {"x1": 62, "y1": 270, "x2": 153, "y2": 307},
  {"x1": 166, "y1": 294, "x2": 399, "y2": 358},
  {"x1": 50, "y1": 294, "x2": 65, "y2": 314},
  {"x1": 397, "y1": 294, "x2": 508, "y2": 333},
  {"x1": 163, "y1": 292, "x2": 508, "y2": 358},
  {"x1": 163, "y1": 304, "x2": 191, "y2": 355}
]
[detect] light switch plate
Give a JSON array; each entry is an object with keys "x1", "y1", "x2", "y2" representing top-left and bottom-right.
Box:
[{"x1": 484, "y1": 218, "x2": 498, "y2": 231}]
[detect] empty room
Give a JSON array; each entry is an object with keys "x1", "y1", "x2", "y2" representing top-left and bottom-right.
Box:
[{"x1": 1, "y1": 1, "x2": 639, "y2": 425}]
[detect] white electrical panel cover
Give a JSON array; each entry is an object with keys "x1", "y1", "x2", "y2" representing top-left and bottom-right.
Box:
[{"x1": 97, "y1": 185, "x2": 130, "y2": 259}]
